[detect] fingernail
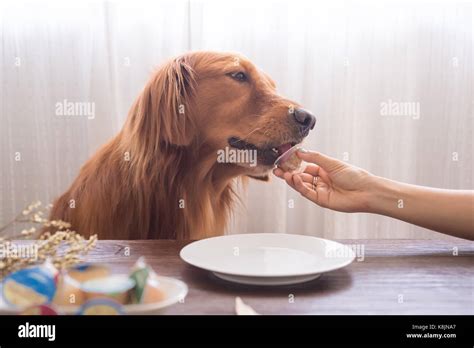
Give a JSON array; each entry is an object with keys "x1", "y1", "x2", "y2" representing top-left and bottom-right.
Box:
[{"x1": 298, "y1": 147, "x2": 309, "y2": 153}]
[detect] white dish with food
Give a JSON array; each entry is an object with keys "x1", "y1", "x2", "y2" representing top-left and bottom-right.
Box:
[{"x1": 0, "y1": 275, "x2": 187, "y2": 315}]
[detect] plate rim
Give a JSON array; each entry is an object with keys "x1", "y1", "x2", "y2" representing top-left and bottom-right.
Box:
[
  {"x1": 213, "y1": 271, "x2": 322, "y2": 286},
  {"x1": 180, "y1": 233, "x2": 355, "y2": 278}
]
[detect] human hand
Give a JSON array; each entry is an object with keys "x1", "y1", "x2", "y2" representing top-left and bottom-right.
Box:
[{"x1": 273, "y1": 150, "x2": 375, "y2": 212}]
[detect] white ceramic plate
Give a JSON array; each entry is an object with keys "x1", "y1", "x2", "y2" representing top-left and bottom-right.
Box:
[
  {"x1": 0, "y1": 275, "x2": 187, "y2": 315},
  {"x1": 180, "y1": 233, "x2": 355, "y2": 285}
]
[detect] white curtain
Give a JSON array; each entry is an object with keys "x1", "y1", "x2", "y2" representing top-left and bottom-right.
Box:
[{"x1": 1, "y1": 0, "x2": 472, "y2": 239}]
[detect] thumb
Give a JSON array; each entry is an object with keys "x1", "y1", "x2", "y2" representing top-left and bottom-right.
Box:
[{"x1": 296, "y1": 149, "x2": 345, "y2": 172}]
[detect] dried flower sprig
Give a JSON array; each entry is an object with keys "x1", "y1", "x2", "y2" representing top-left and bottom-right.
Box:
[{"x1": 0, "y1": 201, "x2": 97, "y2": 278}]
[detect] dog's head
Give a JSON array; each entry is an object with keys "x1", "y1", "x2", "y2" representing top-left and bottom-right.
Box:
[{"x1": 137, "y1": 51, "x2": 316, "y2": 179}]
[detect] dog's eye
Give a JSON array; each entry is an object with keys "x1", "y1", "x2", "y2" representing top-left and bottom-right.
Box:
[{"x1": 228, "y1": 71, "x2": 248, "y2": 82}]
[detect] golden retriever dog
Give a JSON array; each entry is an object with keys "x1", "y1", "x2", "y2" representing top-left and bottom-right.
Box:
[{"x1": 49, "y1": 51, "x2": 316, "y2": 240}]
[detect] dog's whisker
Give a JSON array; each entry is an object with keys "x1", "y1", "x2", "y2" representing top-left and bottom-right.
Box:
[{"x1": 239, "y1": 126, "x2": 263, "y2": 142}]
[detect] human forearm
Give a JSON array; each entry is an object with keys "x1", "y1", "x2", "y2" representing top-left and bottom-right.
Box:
[{"x1": 367, "y1": 176, "x2": 474, "y2": 240}]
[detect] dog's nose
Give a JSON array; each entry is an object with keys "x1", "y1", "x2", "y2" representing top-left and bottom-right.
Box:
[{"x1": 293, "y1": 108, "x2": 316, "y2": 131}]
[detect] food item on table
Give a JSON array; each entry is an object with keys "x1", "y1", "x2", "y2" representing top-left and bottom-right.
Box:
[
  {"x1": 2, "y1": 259, "x2": 58, "y2": 308},
  {"x1": 67, "y1": 264, "x2": 110, "y2": 283},
  {"x1": 52, "y1": 272, "x2": 85, "y2": 306},
  {"x1": 274, "y1": 145, "x2": 304, "y2": 173},
  {"x1": 21, "y1": 304, "x2": 58, "y2": 315},
  {"x1": 2, "y1": 258, "x2": 170, "y2": 314},
  {"x1": 52, "y1": 259, "x2": 166, "y2": 309},
  {"x1": 129, "y1": 257, "x2": 166, "y2": 304},
  {"x1": 140, "y1": 276, "x2": 166, "y2": 304},
  {"x1": 78, "y1": 298, "x2": 124, "y2": 315},
  {"x1": 53, "y1": 263, "x2": 110, "y2": 306},
  {"x1": 235, "y1": 297, "x2": 259, "y2": 315},
  {"x1": 81, "y1": 274, "x2": 135, "y2": 304}
]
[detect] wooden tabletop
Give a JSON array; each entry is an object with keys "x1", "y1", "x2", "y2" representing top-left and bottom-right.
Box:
[{"x1": 84, "y1": 239, "x2": 473, "y2": 315}]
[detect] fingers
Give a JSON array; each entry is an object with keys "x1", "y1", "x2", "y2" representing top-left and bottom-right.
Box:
[
  {"x1": 273, "y1": 168, "x2": 284, "y2": 178},
  {"x1": 282, "y1": 171, "x2": 297, "y2": 189},
  {"x1": 293, "y1": 174, "x2": 319, "y2": 203},
  {"x1": 275, "y1": 166, "x2": 320, "y2": 189},
  {"x1": 274, "y1": 167, "x2": 308, "y2": 193},
  {"x1": 273, "y1": 168, "x2": 298, "y2": 189},
  {"x1": 297, "y1": 173, "x2": 314, "y2": 184},
  {"x1": 302, "y1": 164, "x2": 320, "y2": 176},
  {"x1": 296, "y1": 150, "x2": 345, "y2": 172},
  {"x1": 274, "y1": 165, "x2": 327, "y2": 196},
  {"x1": 275, "y1": 164, "x2": 319, "y2": 177},
  {"x1": 273, "y1": 168, "x2": 294, "y2": 183},
  {"x1": 274, "y1": 169, "x2": 324, "y2": 206}
]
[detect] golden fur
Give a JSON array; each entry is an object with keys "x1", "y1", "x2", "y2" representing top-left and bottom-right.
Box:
[{"x1": 49, "y1": 51, "x2": 312, "y2": 239}]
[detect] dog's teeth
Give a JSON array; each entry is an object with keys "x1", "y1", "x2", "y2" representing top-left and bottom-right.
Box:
[{"x1": 272, "y1": 148, "x2": 278, "y2": 154}]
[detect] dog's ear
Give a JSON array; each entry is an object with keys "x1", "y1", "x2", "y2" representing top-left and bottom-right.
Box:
[
  {"x1": 247, "y1": 174, "x2": 270, "y2": 181},
  {"x1": 135, "y1": 56, "x2": 196, "y2": 147}
]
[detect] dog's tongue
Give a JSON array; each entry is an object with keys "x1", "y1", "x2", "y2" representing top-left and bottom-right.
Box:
[{"x1": 278, "y1": 143, "x2": 293, "y2": 155}]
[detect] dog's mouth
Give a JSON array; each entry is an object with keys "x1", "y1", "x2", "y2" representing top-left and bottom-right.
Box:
[{"x1": 227, "y1": 136, "x2": 300, "y2": 166}]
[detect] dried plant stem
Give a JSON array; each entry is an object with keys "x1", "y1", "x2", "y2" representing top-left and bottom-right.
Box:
[{"x1": 0, "y1": 201, "x2": 97, "y2": 278}]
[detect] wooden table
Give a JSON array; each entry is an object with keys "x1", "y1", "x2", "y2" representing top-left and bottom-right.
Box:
[{"x1": 84, "y1": 239, "x2": 473, "y2": 315}]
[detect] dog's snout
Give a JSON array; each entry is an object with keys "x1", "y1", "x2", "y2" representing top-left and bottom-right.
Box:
[{"x1": 293, "y1": 108, "x2": 316, "y2": 131}]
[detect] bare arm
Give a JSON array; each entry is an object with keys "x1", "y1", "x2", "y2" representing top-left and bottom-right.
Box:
[
  {"x1": 274, "y1": 150, "x2": 474, "y2": 240},
  {"x1": 368, "y1": 176, "x2": 474, "y2": 240}
]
